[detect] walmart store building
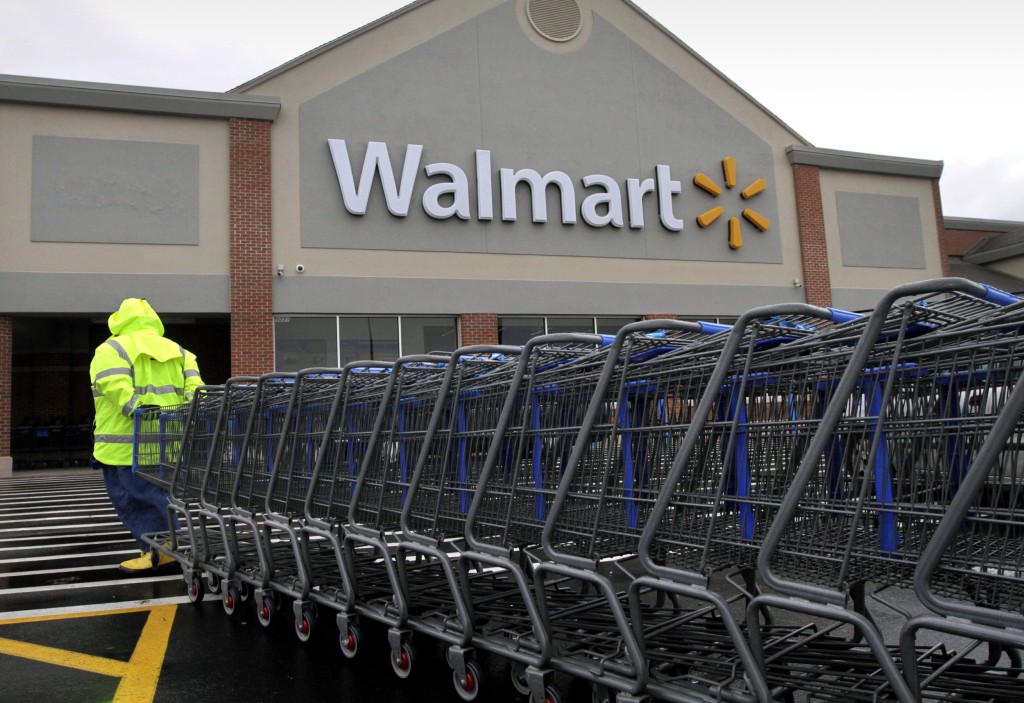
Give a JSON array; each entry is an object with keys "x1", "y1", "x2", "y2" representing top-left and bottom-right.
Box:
[{"x1": 2, "y1": 0, "x2": 1023, "y2": 474}]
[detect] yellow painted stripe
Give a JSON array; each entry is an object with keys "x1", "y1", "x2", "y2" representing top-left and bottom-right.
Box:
[
  {"x1": 0, "y1": 604, "x2": 178, "y2": 703},
  {"x1": 0, "y1": 636, "x2": 129, "y2": 678},
  {"x1": 115, "y1": 605, "x2": 177, "y2": 703}
]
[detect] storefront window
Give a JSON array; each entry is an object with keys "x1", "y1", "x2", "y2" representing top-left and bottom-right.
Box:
[
  {"x1": 498, "y1": 316, "x2": 640, "y2": 345},
  {"x1": 274, "y1": 316, "x2": 337, "y2": 371},
  {"x1": 596, "y1": 317, "x2": 639, "y2": 335},
  {"x1": 338, "y1": 317, "x2": 399, "y2": 365},
  {"x1": 401, "y1": 316, "x2": 458, "y2": 355},
  {"x1": 498, "y1": 316, "x2": 546, "y2": 346},
  {"x1": 546, "y1": 317, "x2": 598, "y2": 334}
]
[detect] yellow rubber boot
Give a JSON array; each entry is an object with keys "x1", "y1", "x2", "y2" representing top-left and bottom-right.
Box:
[
  {"x1": 153, "y1": 548, "x2": 176, "y2": 570},
  {"x1": 118, "y1": 549, "x2": 177, "y2": 575},
  {"x1": 118, "y1": 551, "x2": 157, "y2": 574}
]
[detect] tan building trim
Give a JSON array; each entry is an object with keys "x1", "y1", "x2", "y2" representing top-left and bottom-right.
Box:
[{"x1": 932, "y1": 180, "x2": 950, "y2": 277}]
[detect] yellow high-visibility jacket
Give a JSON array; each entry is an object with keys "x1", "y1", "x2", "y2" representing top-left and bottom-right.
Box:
[{"x1": 90, "y1": 298, "x2": 203, "y2": 466}]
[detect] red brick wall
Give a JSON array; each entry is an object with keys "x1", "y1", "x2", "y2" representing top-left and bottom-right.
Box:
[
  {"x1": 942, "y1": 229, "x2": 1000, "y2": 257},
  {"x1": 0, "y1": 317, "x2": 10, "y2": 456},
  {"x1": 460, "y1": 313, "x2": 498, "y2": 346},
  {"x1": 792, "y1": 164, "x2": 832, "y2": 307},
  {"x1": 230, "y1": 118, "x2": 275, "y2": 376},
  {"x1": 643, "y1": 314, "x2": 678, "y2": 321}
]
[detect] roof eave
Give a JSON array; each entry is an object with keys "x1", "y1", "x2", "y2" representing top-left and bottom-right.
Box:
[
  {"x1": 0, "y1": 74, "x2": 280, "y2": 121},
  {"x1": 787, "y1": 144, "x2": 943, "y2": 178}
]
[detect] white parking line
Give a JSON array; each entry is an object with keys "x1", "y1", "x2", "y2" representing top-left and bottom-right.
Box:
[
  {"x1": 0, "y1": 574, "x2": 182, "y2": 596},
  {"x1": 0, "y1": 594, "x2": 211, "y2": 622}
]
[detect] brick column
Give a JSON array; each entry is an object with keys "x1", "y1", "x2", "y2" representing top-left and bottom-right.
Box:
[
  {"x1": 792, "y1": 164, "x2": 833, "y2": 307},
  {"x1": 229, "y1": 118, "x2": 275, "y2": 376},
  {"x1": 931, "y1": 179, "x2": 951, "y2": 277},
  {"x1": 460, "y1": 313, "x2": 498, "y2": 346},
  {"x1": 0, "y1": 316, "x2": 12, "y2": 476}
]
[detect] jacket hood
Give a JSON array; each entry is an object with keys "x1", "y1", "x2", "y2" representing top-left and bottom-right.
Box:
[{"x1": 108, "y1": 298, "x2": 165, "y2": 337}]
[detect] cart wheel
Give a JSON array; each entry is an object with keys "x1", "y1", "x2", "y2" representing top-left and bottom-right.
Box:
[
  {"x1": 223, "y1": 584, "x2": 240, "y2": 616},
  {"x1": 510, "y1": 662, "x2": 531, "y2": 696},
  {"x1": 257, "y1": 595, "x2": 274, "y2": 627},
  {"x1": 543, "y1": 684, "x2": 563, "y2": 703},
  {"x1": 295, "y1": 607, "x2": 316, "y2": 643},
  {"x1": 186, "y1": 572, "x2": 205, "y2": 605},
  {"x1": 390, "y1": 642, "x2": 414, "y2": 679},
  {"x1": 206, "y1": 572, "x2": 221, "y2": 595},
  {"x1": 453, "y1": 659, "x2": 481, "y2": 701},
  {"x1": 340, "y1": 623, "x2": 361, "y2": 660},
  {"x1": 238, "y1": 580, "x2": 251, "y2": 602}
]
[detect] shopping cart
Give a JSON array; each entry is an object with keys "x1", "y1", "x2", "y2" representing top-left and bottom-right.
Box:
[
  {"x1": 140, "y1": 386, "x2": 226, "y2": 602},
  {"x1": 455, "y1": 330, "x2": 671, "y2": 703},
  {"x1": 750, "y1": 278, "x2": 1022, "y2": 703},
  {"x1": 133, "y1": 401, "x2": 191, "y2": 491},
  {"x1": 214, "y1": 372, "x2": 299, "y2": 627},
  {"x1": 296, "y1": 362, "x2": 393, "y2": 657},
  {"x1": 535, "y1": 307, "x2": 861, "y2": 703},
  {"x1": 900, "y1": 300, "x2": 1024, "y2": 700},
  {"x1": 339, "y1": 354, "x2": 452, "y2": 677},
  {"x1": 192, "y1": 376, "x2": 260, "y2": 614},
  {"x1": 393, "y1": 345, "x2": 523, "y2": 699},
  {"x1": 258, "y1": 369, "x2": 358, "y2": 642}
]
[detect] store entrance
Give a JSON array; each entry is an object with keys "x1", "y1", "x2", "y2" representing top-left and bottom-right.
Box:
[{"x1": 9, "y1": 315, "x2": 229, "y2": 471}]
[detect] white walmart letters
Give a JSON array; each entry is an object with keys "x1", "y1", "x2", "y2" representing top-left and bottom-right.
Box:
[{"x1": 327, "y1": 139, "x2": 684, "y2": 232}]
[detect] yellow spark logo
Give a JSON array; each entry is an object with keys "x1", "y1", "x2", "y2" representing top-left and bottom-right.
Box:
[{"x1": 693, "y1": 157, "x2": 770, "y2": 250}]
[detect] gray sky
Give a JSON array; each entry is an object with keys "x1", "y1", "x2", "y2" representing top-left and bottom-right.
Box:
[{"x1": 3, "y1": 1, "x2": 1021, "y2": 221}]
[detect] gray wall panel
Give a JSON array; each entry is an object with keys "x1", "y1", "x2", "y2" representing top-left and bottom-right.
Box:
[
  {"x1": 0, "y1": 272, "x2": 228, "y2": 313},
  {"x1": 836, "y1": 192, "x2": 925, "y2": 269},
  {"x1": 832, "y1": 288, "x2": 890, "y2": 313},
  {"x1": 31, "y1": 135, "x2": 200, "y2": 245},
  {"x1": 298, "y1": 2, "x2": 781, "y2": 263},
  {"x1": 273, "y1": 275, "x2": 803, "y2": 316}
]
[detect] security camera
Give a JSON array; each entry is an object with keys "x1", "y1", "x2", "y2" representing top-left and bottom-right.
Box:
[{"x1": 295, "y1": 264, "x2": 305, "y2": 274}]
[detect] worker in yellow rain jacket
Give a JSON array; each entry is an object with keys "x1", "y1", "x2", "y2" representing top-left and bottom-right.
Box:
[{"x1": 90, "y1": 298, "x2": 203, "y2": 574}]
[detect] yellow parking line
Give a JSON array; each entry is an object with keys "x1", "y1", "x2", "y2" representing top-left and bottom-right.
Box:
[
  {"x1": 0, "y1": 636, "x2": 128, "y2": 677},
  {"x1": 115, "y1": 605, "x2": 177, "y2": 703},
  {"x1": 0, "y1": 604, "x2": 177, "y2": 703}
]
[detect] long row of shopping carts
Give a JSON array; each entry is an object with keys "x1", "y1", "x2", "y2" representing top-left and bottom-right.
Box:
[{"x1": 132, "y1": 277, "x2": 1024, "y2": 703}]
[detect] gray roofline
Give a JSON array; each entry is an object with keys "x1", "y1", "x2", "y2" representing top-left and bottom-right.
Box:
[
  {"x1": 944, "y1": 216, "x2": 1024, "y2": 233},
  {"x1": 963, "y1": 232, "x2": 1024, "y2": 265},
  {"x1": 948, "y1": 258, "x2": 1024, "y2": 293},
  {"x1": 0, "y1": 74, "x2": 280, "y2": 121},
  {"x1": 787, "y1": 145, "x2": 943, "y2": 178},
  {"x1": 232, "y1": 0, "x2": 431, "y2": 93}
]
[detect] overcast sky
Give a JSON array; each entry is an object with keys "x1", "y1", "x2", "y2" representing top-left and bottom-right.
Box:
[{"x1": 2, "y1": 1, "x2": 1021, "y2": 221}]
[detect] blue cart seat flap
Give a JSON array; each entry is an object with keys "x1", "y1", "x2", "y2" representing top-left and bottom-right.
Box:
[
  {"x1": 826, "y1": 307, "x2": 863, "y2": 325},
  {"x1": 982, "y1": 284, "x2": 1021, "y2": 306}
]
